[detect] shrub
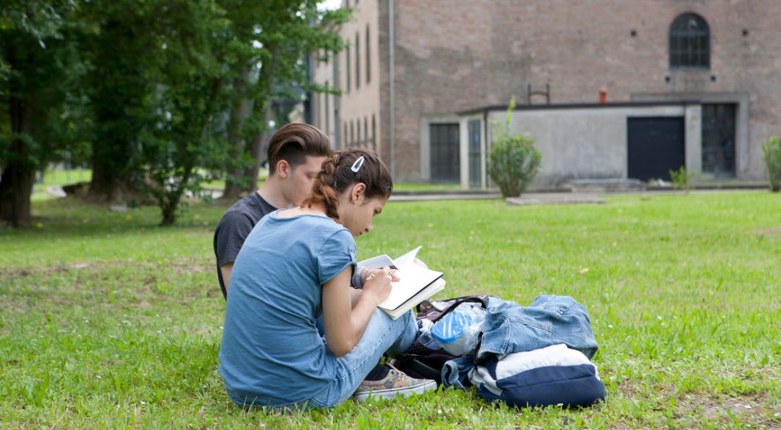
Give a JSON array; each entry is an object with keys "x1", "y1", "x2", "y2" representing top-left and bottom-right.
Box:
[
  {"x1": 488, "y1": 98, "x2": 541, "y2": 198},
  {"x1": 668, "y1": 166, "x2": 697, "y2": 193},
  {"x1": 761, "y1": 135, "x2": 781, "y2": 192}
]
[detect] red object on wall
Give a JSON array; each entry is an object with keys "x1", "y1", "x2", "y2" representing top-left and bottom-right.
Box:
[{"x1": 599, "y1": 86, "x2": 607, "y2": 104}]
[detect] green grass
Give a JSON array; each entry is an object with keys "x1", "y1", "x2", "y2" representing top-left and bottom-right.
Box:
[
  {"x1": 31, "y1": 168, "x2": 92, "y2": 202},
  {"x1": 1, "y1": 191, "x2": 780, "y2": 428}
]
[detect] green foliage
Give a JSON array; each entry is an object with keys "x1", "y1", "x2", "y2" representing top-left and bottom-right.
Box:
[
  {"x1": 761, "y1": 135, "x2": 781, "y2": 192},
  {"x1": 2, "y1": 193, "x2": 780, "y2": 427},
  {"x1": 668, "y1": 166, "x2": 694, "y2": 192},
  {"x1": 0, "y1": 0, "x2": 88, "y2": 226},
  {"x1": 134, "y1": 0, "x2": 233, "y2": 225},
  {"x1": 78, "y1": 0, "x2": 158, "y2": 195},
  {"x1": 1, "y1": 0, "x2": 352, "y2": 226},
  {"x1": 487, "y1": 98, "x2": 541, "y2": 198},
  {"x1": 218, "y1": 0, "x2": 351, "y2": 196}
]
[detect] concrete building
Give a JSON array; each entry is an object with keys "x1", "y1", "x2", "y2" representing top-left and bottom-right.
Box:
[{"x1": 310, "y1": 0, "x2": 781, "y2": 188}]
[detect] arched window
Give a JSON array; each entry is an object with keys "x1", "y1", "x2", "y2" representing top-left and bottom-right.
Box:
[{"x1": 669, "y1": 13, "x2": 710, "y2": 69}]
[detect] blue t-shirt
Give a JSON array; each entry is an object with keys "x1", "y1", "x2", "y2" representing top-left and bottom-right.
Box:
[{"x1": 218, "y1": 212, "x2": 357, "y2": 407}]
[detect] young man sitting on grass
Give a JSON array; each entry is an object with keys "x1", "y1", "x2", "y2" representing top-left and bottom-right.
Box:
[{"x1": 213, "y1": 122, "x2": 331, "y2": 299}]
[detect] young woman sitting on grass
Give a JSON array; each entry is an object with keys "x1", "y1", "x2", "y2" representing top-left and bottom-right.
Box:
[{"x1": 219, "y1": 148, "x2": 437, "y2": 408}]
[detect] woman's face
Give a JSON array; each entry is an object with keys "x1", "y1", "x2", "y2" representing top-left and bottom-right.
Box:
[{"x1": 339, "y1": 188, "x2": 388, "y2": 237}]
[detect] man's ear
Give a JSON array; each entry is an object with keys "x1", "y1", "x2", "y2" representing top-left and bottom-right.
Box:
[
  {"x1": 351, "y1": 182, "x2": 366, "y2": 203},
  {"x1": 276, "y1": 160, "x2": 291, "y2": 179}
]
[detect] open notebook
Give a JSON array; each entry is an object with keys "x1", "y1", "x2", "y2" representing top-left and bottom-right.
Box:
[{"x1": 359, "y1": 246, "x2": 446, "y2": 320}]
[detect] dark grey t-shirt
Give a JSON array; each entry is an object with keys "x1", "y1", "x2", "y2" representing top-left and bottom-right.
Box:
[{"x1": 213, "y1": 192, "x2": 277, "y2": 299}]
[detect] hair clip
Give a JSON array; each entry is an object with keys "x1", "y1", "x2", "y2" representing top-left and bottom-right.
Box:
[{"x1": 350, "y1": 155, "x2": 365, "y2": 173}]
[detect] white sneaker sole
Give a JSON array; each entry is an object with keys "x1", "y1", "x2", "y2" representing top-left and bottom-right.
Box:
[{"x1": 352, "y1": 379, "x2": 437, "y2": 402}]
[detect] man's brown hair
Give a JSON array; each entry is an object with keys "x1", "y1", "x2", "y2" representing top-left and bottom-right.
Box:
[{"x1": 267, "y1": 123, "x2": 333, "y2": 176}]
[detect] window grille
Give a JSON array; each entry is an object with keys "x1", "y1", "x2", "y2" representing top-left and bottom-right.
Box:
[{"x1": 669, "y1": 13, "x2": 710, "y2": 69}]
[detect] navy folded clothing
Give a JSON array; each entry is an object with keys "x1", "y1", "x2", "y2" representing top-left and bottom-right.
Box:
[{"x1": 469, "y1": 344, "x2": 606, "y2": 408}]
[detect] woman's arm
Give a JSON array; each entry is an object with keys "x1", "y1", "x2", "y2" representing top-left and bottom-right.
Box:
[{"x1": 322, "y1": 267, "x2": 393, "y2": 356}]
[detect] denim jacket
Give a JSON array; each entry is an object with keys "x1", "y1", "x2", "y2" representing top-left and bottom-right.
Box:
[{"x1": 441, "y1": 295, "x2": 599, "y2": 389}]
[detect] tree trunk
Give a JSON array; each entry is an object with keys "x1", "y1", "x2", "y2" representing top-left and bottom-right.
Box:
[
  {"x1": 160, "y1": 198, "x2": 177, "y2": 226},
  {"x1": 221, "y1": 68, "x2": 251, "y2": 201},
  {"x1": 87, "y1": 143, "x2": 135, "y2": 203},
  {"x1": 245, "y1": 104, "x2": 273, "y2": 193},
  {"x1": 0, "y1": 84, "x2": 35, "y2": 228},
  {"x1": 0, "y1": 164, "x2": 35, "y2": 228}
]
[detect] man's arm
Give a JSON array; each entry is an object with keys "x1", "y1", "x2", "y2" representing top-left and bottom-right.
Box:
[
  {"x1": 220, "y1": 263, "x2": 234, "y2": 294},
  {"x1": 214, "y1": 209, "x2": 257, "y2": 300}
]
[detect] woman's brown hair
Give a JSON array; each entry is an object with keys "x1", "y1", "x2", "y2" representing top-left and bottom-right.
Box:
[{"x1": 301, "y1": 148, "x2": 392, "y2": 219}]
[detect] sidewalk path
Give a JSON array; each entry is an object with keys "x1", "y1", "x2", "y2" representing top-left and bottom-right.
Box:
[{"x1": 389, "y1": 191, "x2": 606, "y2": 205}]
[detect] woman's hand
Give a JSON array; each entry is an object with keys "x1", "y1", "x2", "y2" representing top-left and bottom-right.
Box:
[
  {"x1": 361, "y1": 266, "x2": 396, "y2": 305},
  {"x1": 322, "y1": 266, "x2": 397, "y2": 356}
]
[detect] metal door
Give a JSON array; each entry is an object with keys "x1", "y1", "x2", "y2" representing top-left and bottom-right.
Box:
[
  {"x1": 430, "y1": 123, "x2": 460, "y2": 183},
  {"x1": 628, "y1": 117, "x2": 685, "y2": 181}
]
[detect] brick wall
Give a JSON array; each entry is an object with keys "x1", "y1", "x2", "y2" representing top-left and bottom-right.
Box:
[
  {"x1": 388, "y1": 0, "x2": 781, "y2": 181},
  {"x1": 319, "y1": 0, "x2": 781, "y2": 182}
]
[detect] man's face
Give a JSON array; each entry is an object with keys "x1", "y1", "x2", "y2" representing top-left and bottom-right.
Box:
[{"x1": 284, "y1": 155, "x2": 328, "y2": 206}]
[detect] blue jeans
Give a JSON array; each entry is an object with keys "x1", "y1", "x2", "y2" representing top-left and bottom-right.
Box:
[{"x1": 302, "y1": 309, "x2": 418, "y2": 408}]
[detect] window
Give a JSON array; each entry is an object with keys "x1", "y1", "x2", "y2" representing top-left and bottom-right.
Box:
[
  {"x1": 371, "y1": 115, "x2": 376, "y2": 151},
  {"x1": 355, "y1": 32, "x2": 360, "y2": 89},
  {"x1": 312, "y1": 92, "x2": 319, "y2": 127},
  {"x1": 365, "y1": 25, "x2": 371, "y2": 84},
  {"x1": 324, "y1": 81, "x2": 330, "y2": 135},
  {"x1": 346, "y1": 46, "x2": 351, "y2": 92},
  {"x1": 363, "y1": 117, "x2": 368, "y2": 149},
  {"x1": 669, "y1": 13, "x2": 710, "y2": 69},
  {"x1": 356, "y1": 118, "x2": 361, "y2": 146},
  {"x1": 332, "y1": 52, "x2": 340, "y2": 90}
]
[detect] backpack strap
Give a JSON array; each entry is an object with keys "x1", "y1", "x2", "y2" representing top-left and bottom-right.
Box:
[{"x1": 416, "y1": 295, "x2": 490, "y2": 323}]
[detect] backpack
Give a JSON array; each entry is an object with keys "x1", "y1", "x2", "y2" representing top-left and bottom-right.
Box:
[
  {"x1": 392, "y1": 295, "x2": 489, "y2": 385},
  {"x1": 394, "y1": 294, "x2": 606, "y2": 409}
]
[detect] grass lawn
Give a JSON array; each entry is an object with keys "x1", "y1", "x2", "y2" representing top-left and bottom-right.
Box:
[{"x1": 1, "y1": 191, "x2": 780, "y2": 428}]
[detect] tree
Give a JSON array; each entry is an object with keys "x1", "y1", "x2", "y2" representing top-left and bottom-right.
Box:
[
  {"x1": 218, "y1": 0, "x2": 350, "y2": 200},
  {"x1": 137, "y1": 0, "x2": 231, "y2": 225},
  {"x1": 78, "y1": 0, "x2": 161, "y2": 203},
  {"x1": 0, "y1": 0, "x2": 85, "y2": 227},
  {"x1": 1, "y1": 0, "x2": 351, "y2": 227}
]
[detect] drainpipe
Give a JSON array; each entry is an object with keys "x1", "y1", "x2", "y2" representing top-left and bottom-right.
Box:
[{"x1": 388, "y1": 0, "x2": 396, "y2": 180}]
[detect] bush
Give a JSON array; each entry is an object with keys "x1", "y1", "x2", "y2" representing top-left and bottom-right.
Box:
[
  {"x1": 488, "y1": 98, "x2": 541, "y2": 198},
  {"x1": 761, "y1": 135, "x2": 781, "y2": 192},
  {"x1": 668, "y1": 166, "x2": 698, "y2": 193}
]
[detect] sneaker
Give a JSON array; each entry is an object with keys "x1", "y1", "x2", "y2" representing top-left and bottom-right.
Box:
[{"x1": 352, "y1": 366, "x2": 437, "y2": 402}]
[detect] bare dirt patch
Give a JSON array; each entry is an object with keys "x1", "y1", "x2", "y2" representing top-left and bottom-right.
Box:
[
  {"x1": 755, "y1": 226, "x2": 781, "y2": 239},
  {"x1": 679, "y1": 393, "x2": 781, "y2": 427}
]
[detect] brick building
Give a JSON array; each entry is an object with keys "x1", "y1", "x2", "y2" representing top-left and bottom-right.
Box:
[{"x1": 310, "y1": 0, "x2": 781, "y2": 187}]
